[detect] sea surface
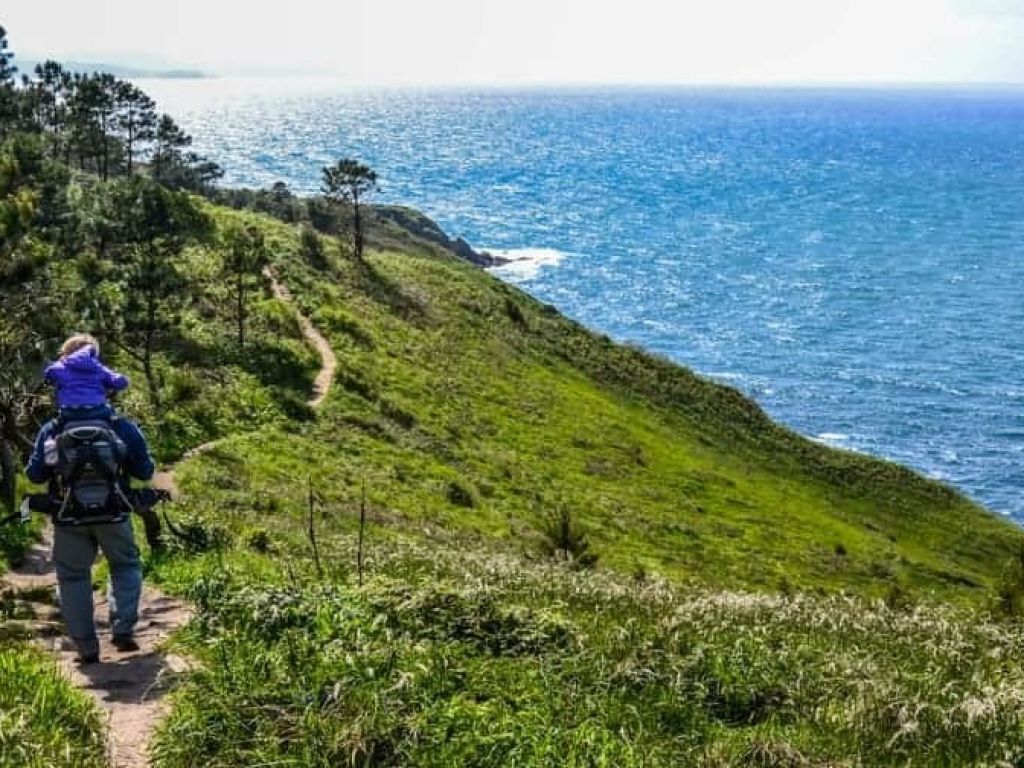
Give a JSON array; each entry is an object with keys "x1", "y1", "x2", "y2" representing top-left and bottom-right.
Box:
[{"x1": 144, "y1": 80, "x2": 1024, "y2": 519}]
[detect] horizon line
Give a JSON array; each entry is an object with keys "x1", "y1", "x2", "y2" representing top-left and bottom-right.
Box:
[{"x1": 12, "y1": 54, "x2": 1024, "y2": 90}]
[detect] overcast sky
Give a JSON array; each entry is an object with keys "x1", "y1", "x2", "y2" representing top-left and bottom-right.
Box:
[{"x1": 5, "y1": 0, "x2": 1024, "y2": 84}]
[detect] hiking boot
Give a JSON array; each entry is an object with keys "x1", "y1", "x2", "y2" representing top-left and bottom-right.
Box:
[
  {"x1": 77, "y1": 652, "x2": 100, "y2": 665},
  {"x1": 111, "y1": 634, "x2": 140, "y2": 653}
]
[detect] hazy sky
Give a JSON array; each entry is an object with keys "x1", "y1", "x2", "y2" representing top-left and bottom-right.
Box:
[{"x1": 5, "y1": 0, "x2": 1024, "y2": 84}]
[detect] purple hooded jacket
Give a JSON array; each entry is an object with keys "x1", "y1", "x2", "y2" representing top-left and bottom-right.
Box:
[{"x1": 44, "y1": 345, "x2": 129, "y2": 409}]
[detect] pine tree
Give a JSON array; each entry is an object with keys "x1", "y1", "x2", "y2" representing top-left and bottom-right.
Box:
[
  {"x1": 103, "y1": 176, "x2": 212, "y2": 403},
  {"x1": 0, "y1": 25, "x2": 19, "y2": 139},
  {"x1": 115, "y1": 81, "x2": 156, "y2": 173},
  {"x1": 151, "y1": 113, "x2": 191, "y2": 184},
  {"x1": 31, "y1": 61, "x2": 72, "y2": 159},
  {"x1": 321, "y1": 159, "x2": 378, "y2": 261},
  {"x1": 222, "y1": 224, "x2": 268, "y2": 349}
]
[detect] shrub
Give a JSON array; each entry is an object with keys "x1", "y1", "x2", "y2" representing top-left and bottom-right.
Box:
[
  {"x1": 245, "y1": 528, "x2": 273, "y2": 554},
  {"x1": 538, "y1": 505, "x2": 598, "y2": 568},
  {"x1": 299, "y1": 225, "x2": 328, "y2": 269},
  {"x1": 505, "y1": 296, "x2": 528, "y2": 328},
  {"x1": 997, "y1": 544, "x2": 1024, "y2": 616},
  {"x1": 446, "y1": 478, "x2": 479, "y2": 508},
  {"x1": 165, "y1": 512, "x2": 233, "y2": 554}
]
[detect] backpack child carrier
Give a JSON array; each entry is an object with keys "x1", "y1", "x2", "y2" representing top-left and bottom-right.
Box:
[{"x1": 52, "y1": 418, "x2": 133, "y2": 525}]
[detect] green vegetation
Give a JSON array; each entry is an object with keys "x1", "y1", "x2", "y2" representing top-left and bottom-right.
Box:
[
  {"x1": 0, "y1": 642, "x2": 106, "y2": 767},
  {"x1": 5, "y1": 23, "x2": 1024, "y2": 766},
  {"x1": 134, "y1": 205, "x2": 1024, "y2": 765},
  {"x1": 150, "y1": 207, "x2": 1021, "y2": 600},
  {"x1": 149, "y1": 537, "x2": 1024, "y2": 767}
]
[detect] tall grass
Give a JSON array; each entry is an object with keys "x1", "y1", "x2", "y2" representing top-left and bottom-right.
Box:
[
  {"x1": 0, "y1": 644, "x2": 106, "y2": 767},
  {"x1": 150, "y1": 521, "x2": 1024, "y2": 767}
]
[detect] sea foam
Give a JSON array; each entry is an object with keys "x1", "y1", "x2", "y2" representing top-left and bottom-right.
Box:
[{"x1": 486, "y1": 248, "x2": 571, "y2": 281}]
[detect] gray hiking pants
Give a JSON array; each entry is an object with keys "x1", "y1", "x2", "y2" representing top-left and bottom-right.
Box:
[{"x1": 53, "y1": 518, "x2": 142, "y2": 657}]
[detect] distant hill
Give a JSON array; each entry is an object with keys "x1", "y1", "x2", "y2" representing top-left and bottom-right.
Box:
[{"x1": 14, "y1": 57, "x2": 208, "y2": 79}]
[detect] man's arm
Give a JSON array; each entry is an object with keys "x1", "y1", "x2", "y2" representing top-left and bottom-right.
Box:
[
  {"x1": 115, "y1": 419, "x2": 155, "y2": 481},
  {"x1": 24, "y1": 423, "x2": 55, "y2": 484}
]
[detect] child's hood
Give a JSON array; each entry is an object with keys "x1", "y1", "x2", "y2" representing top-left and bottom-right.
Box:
[{"x1": 62, "y1": 345, "x2": 101, "y2": 371}]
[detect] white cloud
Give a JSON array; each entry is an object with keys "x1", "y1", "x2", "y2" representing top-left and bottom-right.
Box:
[{"x1": 3, "y1": 0, "x2": 1023, "y2": 83}]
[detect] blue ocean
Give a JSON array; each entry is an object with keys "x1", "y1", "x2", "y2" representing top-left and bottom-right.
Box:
[{"x1": 145, "y1": 80, "x2": 1024, "y2": 520}]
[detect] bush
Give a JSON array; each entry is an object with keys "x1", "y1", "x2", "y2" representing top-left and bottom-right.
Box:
[
  {"x1": 245, "y1": 528, "x2": 273, "y2": 554},
  {"x1": 538, "y1": 505, "x2": 598, "y2": 568},
  {"x1": 446, "y1": 478, "x2": 479, "y2": 508},
  {"x1": 165, "y1": 512, "x2": 233, "y2": 554},
  {"x1": 299, "y1": 225, "x2": 328, "y2": 270},
  {"x1": 997, "y1": 544, "x2": 1024, "y2": 616}
]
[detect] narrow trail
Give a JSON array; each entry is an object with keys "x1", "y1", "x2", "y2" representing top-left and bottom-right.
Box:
[
  {"x1": 152, "y1": 267, "x2": 336, "y2": 495},
  {"x1": 264, "y1": 265, "x2": 337, "y2": 409},
  {"x1": 3, "y1": 531, "x2": 192, "y2": 768},
  {"x1": 1, "y1": 267, "x2": 337, "y2": 767}
]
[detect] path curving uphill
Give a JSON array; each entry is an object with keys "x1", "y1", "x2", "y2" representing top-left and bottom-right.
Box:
[
  {"x1": 152, "y1": 266, "x2": 336, "y2": 496},
  {"x1": 1, "y1": 267, "x2": 338, "y2": 766},
  {"x1": 264, "y1": 265, "x2": 337, "y2": 409}
]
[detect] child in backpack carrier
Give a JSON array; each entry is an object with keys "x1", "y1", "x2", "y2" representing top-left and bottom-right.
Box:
[{"x1": 45, "y1": 334, "x2": 129, "y2": 421}]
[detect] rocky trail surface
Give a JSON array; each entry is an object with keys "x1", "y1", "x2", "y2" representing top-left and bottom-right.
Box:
[{"x1": 3, "y1": 531, "x2": 191, "y2": 768}]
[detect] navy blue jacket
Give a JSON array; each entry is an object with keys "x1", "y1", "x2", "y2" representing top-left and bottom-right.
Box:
[{"x1": 25, "y1": 405, "x2": 155, "y2": 487}]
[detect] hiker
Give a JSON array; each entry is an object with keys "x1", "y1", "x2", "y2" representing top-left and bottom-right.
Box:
[
  {"x1": 40, "y1": 333, "x2": 164, "y2": 545},
  {"x1": 25, "y1": 336, "x2": 157, "y2": 664}
]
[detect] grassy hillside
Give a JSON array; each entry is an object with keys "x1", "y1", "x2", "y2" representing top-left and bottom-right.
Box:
[
  {"x1": 150, "y1": 201, "x2": 1021, "y2": 601},
  {"x1": 8, "y1": 200, "x2": 1024, "y2": 765},
  {"x1": 142, "y1": 201, "x2": 1024, "y2": 765},
  {"x1": 152, "y1": 535, "x2": 1024, "y2": 767}
]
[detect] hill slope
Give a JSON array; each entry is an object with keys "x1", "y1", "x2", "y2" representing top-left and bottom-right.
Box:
[
  {"x1": 157, "y1": 201, "x2": 1020, "y2": 600},
  {"x1": 8, "y1": 200, "x2": 1024, "y2": 766}
]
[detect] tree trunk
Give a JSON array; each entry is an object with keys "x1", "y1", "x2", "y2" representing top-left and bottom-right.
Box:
[
  {"x1": 353, "y1": 196, "x2": 363, "y2": 261},
  {"x1": 143, "y1": 343, "x2": 158, "y2": 407},
  {"x1": 100, "y1": 119, "x2": 109, "y2": 181},
  {"x1": 144, "y1": 289, "x2": 160, "y2": 406},
  {"x1": 237, "y1": 268, "x2": 245, "y2": 348},
  {"x1": 0, "y1": 436, "x2": 15, "y2": 514},
  {"x1": 126, "y1": 113, "x2": 134, "y2": 173}
]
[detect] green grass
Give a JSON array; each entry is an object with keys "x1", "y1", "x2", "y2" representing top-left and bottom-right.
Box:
[
  {"x1": 10, "y1": 200, "x2": 1024, "y2": 765},
  {"x1": 149, "y1": 530, "x2": 1024, "y2": 767},
  {"x1": 0, "y1": 643, "x2": 106, "y2": 767},
  {"x1": 145, "y1": 201, "x2": 1022, "y2": 602}
]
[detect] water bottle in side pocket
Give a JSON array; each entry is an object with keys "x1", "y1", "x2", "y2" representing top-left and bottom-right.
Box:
[{"x1": 44, "y1": 437, "x2": 58, "y2": 466}]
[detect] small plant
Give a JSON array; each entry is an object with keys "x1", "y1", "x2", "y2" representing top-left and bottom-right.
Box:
[
  {"x1": 165, "y1": 512, "x2": 233, "y2": 554},
  {"x1": 632, "y1": 562, "x2": 647, "y2": 583},
  {"x1": 504, "y1": 296, "x2": 528, "y2": 328},
  {"x1": 884, "y1": 581, "x2": 914, "y2": 611},
  {"x1": 379, "y1": 397, "x2": 416, "y2": 429},
  {"x1": 245, "y1": 527, "x2": 273, "y2": 554},
  {"x1": 997, "y1": 544, "x2": 1024, "y2": 616},
  {"x1": 446, "y1": 478, "x2": 479, "y2": 508},
  {"x1": 538, "y1": 504, "x2": 598, "y2": 568},
  {"x1": 299, "y1": 224, "x2": 327, "y2": 269},
  {"x1": 739, "y1": 740, "x2": 808, "y2": 768}
]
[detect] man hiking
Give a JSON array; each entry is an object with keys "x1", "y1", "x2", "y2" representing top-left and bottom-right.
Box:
[{"x1": 24, "y1": 351, "x2": 157, "y2": 664}]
